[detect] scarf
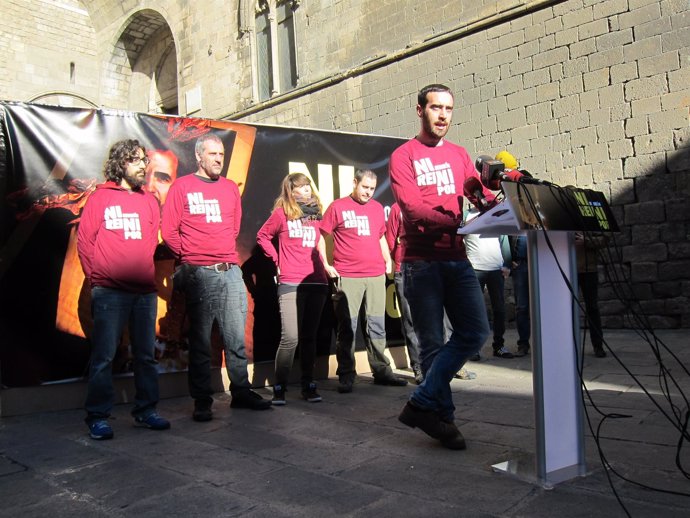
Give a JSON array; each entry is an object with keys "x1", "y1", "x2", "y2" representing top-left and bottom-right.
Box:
[{"x1": 295, "y1": 194, "x2": 322, "y2": 220}]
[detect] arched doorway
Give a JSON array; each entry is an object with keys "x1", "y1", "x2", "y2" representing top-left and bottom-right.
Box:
[{"x1": 102, "y1": 9, "x2": 179, "y2": 114}]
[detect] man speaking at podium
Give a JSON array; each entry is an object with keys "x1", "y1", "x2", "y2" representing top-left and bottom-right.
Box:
[{"x1": 390, "y1": 84, "x2": 494, "y2": 450}]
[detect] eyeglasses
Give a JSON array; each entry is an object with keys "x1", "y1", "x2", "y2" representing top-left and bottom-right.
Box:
[{"x1": 128, "y1": 156, "x2": 150, "y2": 166}]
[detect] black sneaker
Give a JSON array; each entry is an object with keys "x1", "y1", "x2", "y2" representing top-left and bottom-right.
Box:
[
  {"x1": 593, "y1": 346, "x2": 607, "y2": 358},
  {"x1": 493, "y1": 347, "x2": 514, "y2": 358},
  {"x1": 230, "y1": 390, "x2": 272, "y2": 410},
  {"x1": 192, "y1": 401, "x2": 213, "y2": 422},
  {"x1": 373, "y1": 375, "x2": 408, "y2": 387},
  {"x1": 272, "y1": 385, "x2": 286, "y2": 406},
  {"x1": 337, "y1": 376, "x2": 354, "y2": 394},
  {"x1": 301, "y1": 382, "x2": 322, "y2": 403}
]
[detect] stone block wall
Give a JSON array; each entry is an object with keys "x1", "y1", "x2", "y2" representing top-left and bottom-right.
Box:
[
  {"x1": 241, "y1": 0, "x2": 690, "y2": 328},
  {"x1": 0, "y1": 0, "x2": 99, "y2": 106}
]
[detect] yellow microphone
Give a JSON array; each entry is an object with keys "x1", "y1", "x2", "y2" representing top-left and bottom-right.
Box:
[{"x1": 495, "y1": 150, "x2": 518, "y2": 170}]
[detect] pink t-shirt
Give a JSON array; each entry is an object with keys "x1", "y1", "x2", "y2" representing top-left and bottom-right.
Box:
[
  {"x1": 77, "y1": 182, "x2": 159, "y2": 293},
  {"x1": 256, "y1": 208, "x2": 328, "y2": 285},
  {"x1": 389, "y1": 137, "x2": 493, "y2": 262},
  {"x1": 320, "y1": 195, "x2": 386, "y2": 277},
  {"x1": 161, "y1": 173, "x2": 241, "y2": 265}
]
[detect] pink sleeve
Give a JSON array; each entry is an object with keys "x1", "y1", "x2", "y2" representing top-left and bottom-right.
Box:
[
  {"x1": 232, "y1": 181, "x2": 242, "y2": 239},
  {"x1": 384, "y1": 203, "x2": 399, "y2": 252},
  {"x1": 147, "y1": 195, "x2": 161, "y2": 258},
  {"x1": 320, "y1": 203, "x2": 336, "y2": 235},
  {"x1": 161, "y1": 181, "x2": 184, "y2": 258},
  {"x1": 256, "y1": 209, "x2": 281, "y2": 265},
  {"x1": 76, "y1": 193, "x2": 100, "y2": 282}
]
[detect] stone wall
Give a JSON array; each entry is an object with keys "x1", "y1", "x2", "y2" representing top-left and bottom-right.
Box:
[
  {"x1": 0, "y1": 0, "x2": 99, "y2": 106},
  {"x1": 240, "y1": 0, "x2": 690, "y2": 328}
]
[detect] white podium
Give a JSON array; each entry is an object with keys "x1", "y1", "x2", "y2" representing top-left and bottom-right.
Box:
[{"x1": 459, "y1": 182, "x2": 618, "y2": 487}]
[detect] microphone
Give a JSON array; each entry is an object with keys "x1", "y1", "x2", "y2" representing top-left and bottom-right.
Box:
[
  {"x1": 495, "y1": 150, "x2": 551, "y2": 185},
  {"x1": 501, "y1": 169, "x2": 549, "y2": 185},
  {"x1": 495, "y1": 150, "x2": 519, "y2": 170},
  {"x1": 476, "y1": 151, "x2": 551, "y2": 189},
  {"x1": 475, "y1": 155, "x2": 493, "y2": 175},
  {"x1": 463, "y1": 176, "x2": 489, "y2": 210},
  {"x1": 475, "y1": 156, "x2": 505, "y2": 190}
]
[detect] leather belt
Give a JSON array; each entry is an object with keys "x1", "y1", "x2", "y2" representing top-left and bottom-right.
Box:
[{"x1": 199, "y1": 262, "x2": 234, "y2": 273}]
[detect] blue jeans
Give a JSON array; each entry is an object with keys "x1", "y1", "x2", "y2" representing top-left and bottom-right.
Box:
[
  {"x1": 85, "y1": 287, "x2": 159, "y2": 422},
  {"x1": 511, "y1": 261, "x2": 531, "y2": 348},
  {"x1": 393, "y1": 271, "x2": 420, "y2": 367},
  {"x1": 474, "y1": 269, "x2": 506, "y2": 350},
  {"x1": 402, "y1": 260, "x2": 490, "y2": 421},
  {"x1": 182, "y1": 264, "x2": 250, "y2": 404}
]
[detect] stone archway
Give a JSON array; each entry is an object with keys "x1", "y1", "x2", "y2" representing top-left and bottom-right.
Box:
[{"x1": 101, "y1": 9, "x2": 178, "y2": 114}]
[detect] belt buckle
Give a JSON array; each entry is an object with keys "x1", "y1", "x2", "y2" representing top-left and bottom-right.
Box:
[{"x1": 214, "y1": 262, "x2": 229, "y2": 273}]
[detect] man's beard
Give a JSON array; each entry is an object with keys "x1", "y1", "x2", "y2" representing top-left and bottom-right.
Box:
[
  {"x1": 123, "y1": 172, "x2": 146, "y2": 190},
  {"x1": 423, "y1": 117, "x2": 448, "y2": 140}
]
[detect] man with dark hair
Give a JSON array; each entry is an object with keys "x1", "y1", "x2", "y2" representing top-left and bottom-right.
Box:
[
  {"x1": 321, "y1": 169, "x2": 408, "y2": 393},
  {"x1": 77, "y1": 139, "x2": 170, "y2": 440},
  {"x1": 390, "y1": 84, "x2": 494, "y2": 450},
  {"x1": 162, "y1": 133, "x2": 270, "y2": 422}
]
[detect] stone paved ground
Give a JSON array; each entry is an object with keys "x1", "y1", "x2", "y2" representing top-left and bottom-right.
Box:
[{"x1": 1, "y1": 329, "x2": 689, "y2": 517}]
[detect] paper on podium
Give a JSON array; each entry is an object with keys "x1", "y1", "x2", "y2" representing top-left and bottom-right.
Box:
[{"x1": 457, "y1": 199, "x2": 524, "y2": 237}]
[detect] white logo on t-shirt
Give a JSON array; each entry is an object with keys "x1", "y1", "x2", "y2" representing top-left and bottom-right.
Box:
[
  {"x1": 187, "y1": 192, "x2": 222, "y2": 223},
  {"x1": 287, "y1": 220, "x2": 317, "y2": 247},
  {"x1": 342, "y1": 210, "x2": 371, "y2": 236},
  {"x1": 414, "y1": 158, "x2": 456, "y2": 195},
  {"x1": 104, "y1": 205, "x2": 142, "y2": 240}
]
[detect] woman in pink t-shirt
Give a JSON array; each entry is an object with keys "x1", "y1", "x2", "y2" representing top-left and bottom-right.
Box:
[{"x1": 257, "y1": 173, "x2": 337, "y2": 405}]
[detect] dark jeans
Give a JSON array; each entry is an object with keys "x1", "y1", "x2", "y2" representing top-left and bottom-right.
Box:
[
  {"x1": 182, "y1": 264, "x2": 251, "y2": 405},
  {"x1": 578, "y1": 271, "x2": 603, "y2": 349},
  {"x1": 275, "y1": 284, "x2": 328, "y2": 386},
  {"x1": 403, "y1": 260, "x2": 490, "y2": 421},
  {"x1": 511, "y1": 261, "x2": 531, "y2": 348},
  {"x1": 393, "y1": 271, "x2": 420, "y2": 367},
  {"x1": 85, "y1": 287, "x2": 159, "y2": 422},
  {"x1": 474, "y1": 269, "x2": 506, "y2": 350}
]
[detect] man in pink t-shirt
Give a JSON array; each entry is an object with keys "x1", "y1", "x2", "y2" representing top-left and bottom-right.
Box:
[
  {"x1": 320, "y1": 169, "x2": 408, "y2": 393},
  {"x1": 391, "y1": 84, "x2": 493, "y2": 450},
  {"x1": 162, "y1": 134, "x2": 270, "y2": 422}
]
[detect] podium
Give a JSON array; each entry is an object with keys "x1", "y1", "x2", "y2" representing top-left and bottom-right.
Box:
[{"x1": 459, "y1": 182, "x2": 618, "y2": 487}]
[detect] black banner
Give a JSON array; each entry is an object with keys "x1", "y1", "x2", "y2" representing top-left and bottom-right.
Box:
[{"x1": 0, "y1": 102, "x2": 406, "y2": 387}]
